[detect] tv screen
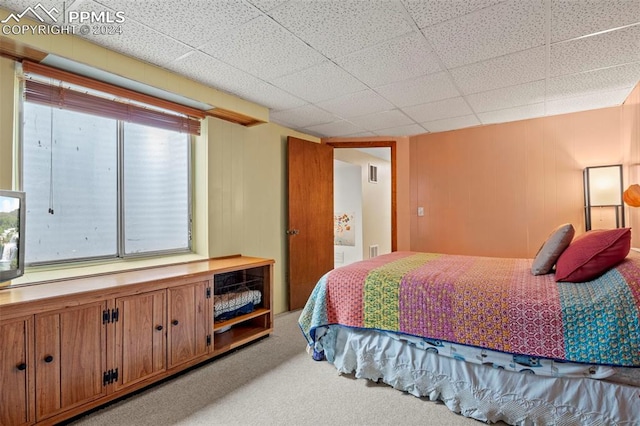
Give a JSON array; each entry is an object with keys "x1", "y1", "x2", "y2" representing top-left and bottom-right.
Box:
[{"x1": 0, "y1": 190, "x2": 26, "y2": 283}]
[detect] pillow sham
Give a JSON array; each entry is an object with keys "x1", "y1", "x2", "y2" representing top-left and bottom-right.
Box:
[
  {"x1": 531, "y1": 223, "x2": 575, "y2": 275},
  {"x1": 555, "y1": 228, "x2": 631, "y2": 282}
]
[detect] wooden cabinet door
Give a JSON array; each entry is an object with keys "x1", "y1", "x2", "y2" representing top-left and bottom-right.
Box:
[
  {"x1": 35, "y1": 301, "x2": 107, "y2": 421},
  {"x1": 0, "y1": 316, "x2": 34, "y2": 425},
  {"x1": 114, "y1": 290, "x2": 166, "y2": 390},
  {"x1": 167, "y1": 280, "x2": 210, "y2": 369}
]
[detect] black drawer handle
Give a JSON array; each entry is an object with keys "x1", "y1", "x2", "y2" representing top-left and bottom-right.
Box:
[
  {"x1": 156, "y1": 325, "x2": 163, "y2": 331},
  {"x1": 172, "y1": 320, "x2": 179, "y2": 326},
  {"x1": 16, "y1": 363, "x2": 27, "y2": 371},
  {"x1": 44, "y1": 355, "x2": 54, "y2": 363}
]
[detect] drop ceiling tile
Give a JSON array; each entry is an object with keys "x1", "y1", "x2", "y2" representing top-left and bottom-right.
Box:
[
  {"x1": 200, "y1": 16, "x2": 326, "y2": 80},
  {"x1": 271, "y1": 61, "x2": 368, "y2": 103},
  {"x1": 466, "y1": 80, "x2": 546, "y2": 113},
  {"x1": 551, "y1": 0, "x2": 640, "y2": 43},
  {"x1": 270, "y1": 104, "x2": 337, "y2": 129},
  {"x1": 93, "y1": 0, "x2": 260, "y2": 47},
  {"x1": 335, "y1": 33, "x2": 442, "y2": 87},
  {"x1": 267, "y1": 0, "x2": 414, "y2": 59},
  {"x1": 450, "y1": 46, "x2": 546, "y2": 95},
  {"x1": 221, "y1": 79, "x2": 307, "y2": 112},
  {"x1": 403, "y1": 0, "x2": 505, "y2": 29},
  {"x1": 547, "y1": 62, "x2": 640, "y2": 100},
  {"x1": 421, "y1": 115, "x2": 481, "y2": 133},
  {"x1": 303, "y1": 120, "x2": 366, "y2": 138},
  {"x1": 422, "y1": 0, "x2": 545, "y2": 68},
  {"x1": 375, "y1": 124, "x2": 428, "y2": 137},
  {"x1": 478, "y1": 103, "x2": 546, "y2": 125},
  {"x1": 246, "y1": 0, "x2": 288, "y2": 12},
  {"x1": 375, "y1": 72, "x2": 461, "y2": 108},
  {"x1": 75, "y1": 4, "x2": 193, "y2": 67},
  {"x1": 545, "y1": 87, "x2": 635, "y2": 116},
  {"x1": 168, "y1": 51, "x2": 260, "y2": 96},
  {"x1": 550, "y1": 25, "x2": 640, "y2": 77},
  {"x1": 167, "y1": 52, "x2": 307, "y2": 110},
  {"x1": 316, "y1": 90, "x2": 395, "y2": 118},
  {"x1": 348, "y1": 110, "x2": 414, "y2": 131},
  {"x1": 340, "y1": 131, "x2": 378, "y2": 138},
  {"x1": 402, "y1": 97, "x2": 473, "y2": 122}
]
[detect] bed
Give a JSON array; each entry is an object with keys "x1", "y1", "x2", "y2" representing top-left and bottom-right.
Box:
[{"x1": 298, "y1": 228, "x2": 640, "y2": 425}]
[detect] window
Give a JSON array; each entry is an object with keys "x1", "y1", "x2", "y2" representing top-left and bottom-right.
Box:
[{"x1": 21, "y1": 73, "x2": 195, "y2": 265}]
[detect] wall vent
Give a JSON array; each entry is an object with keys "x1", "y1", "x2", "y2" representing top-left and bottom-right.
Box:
[
  {"x1": 368, "y1": 163, "x2": 378, "y2": 183},
  {"x1": 369, "y1": 245, "x2": 379, "y2": 258}
]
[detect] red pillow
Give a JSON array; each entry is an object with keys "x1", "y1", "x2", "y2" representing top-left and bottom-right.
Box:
[{"x1": 555, "y1": 228, "x2": 631, "y2": 282}]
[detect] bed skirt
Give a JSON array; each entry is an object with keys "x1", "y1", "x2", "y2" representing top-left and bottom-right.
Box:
[{"x1": 317, "y1": 325, "x2": 640, "y2": 425}]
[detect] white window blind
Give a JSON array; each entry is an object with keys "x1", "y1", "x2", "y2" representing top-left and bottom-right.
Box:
[
  {"x1": 123, "y1": 122, "x2": 190, "y2": 255},
  {"x1": 22, "y1": 103, "x2": 118, "y2": 263}
]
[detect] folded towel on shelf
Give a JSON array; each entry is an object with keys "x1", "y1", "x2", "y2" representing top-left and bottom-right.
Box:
[{"x1": 214, "y1": 290, "x2": 262, "y2": 320}]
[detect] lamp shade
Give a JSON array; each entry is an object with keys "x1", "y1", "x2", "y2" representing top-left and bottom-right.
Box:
[
  {"x1": 623, "y1": 184, "x2": 640, "y2": 207},
  {"x1": 587, "y1": 166, "x2": 622, "y2": 206}
]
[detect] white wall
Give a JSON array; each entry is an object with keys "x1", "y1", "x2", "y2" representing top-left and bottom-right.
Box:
[{"x1": 334, "y1": 160, "x2": 363, "y2": 267}]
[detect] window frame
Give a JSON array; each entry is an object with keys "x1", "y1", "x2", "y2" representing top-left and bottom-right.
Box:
[{"x1": 18, "y1": 80, "x2": 194, "y2": 267}]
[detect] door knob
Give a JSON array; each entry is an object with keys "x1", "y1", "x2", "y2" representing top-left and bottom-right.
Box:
[{"x1": 286, "y1": 229, "x2": 300, "y2": 235}]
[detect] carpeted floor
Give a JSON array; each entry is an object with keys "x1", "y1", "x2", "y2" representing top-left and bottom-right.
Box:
[{"x1": 69, "y1": 310, "x2": 483, "y2": 425}]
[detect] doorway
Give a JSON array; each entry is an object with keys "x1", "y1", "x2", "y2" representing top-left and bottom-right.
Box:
[
  {"x1": 333, "y1": 147, "x2": 392, "y2": 268},
  {"x1": 326, "y1": 140, "x2": 397, "y2": 262}
]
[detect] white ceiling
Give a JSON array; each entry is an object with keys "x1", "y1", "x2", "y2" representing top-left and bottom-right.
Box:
[{"x1": 3, "y1": 0, "x2": 640, "y2": 138}]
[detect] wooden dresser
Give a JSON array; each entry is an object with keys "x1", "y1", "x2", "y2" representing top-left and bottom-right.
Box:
[{"x1": 0, "y1": 255, "x2": 274, "y2": 425}]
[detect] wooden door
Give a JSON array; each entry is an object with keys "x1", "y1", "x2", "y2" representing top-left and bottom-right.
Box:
[
  {"x1": 167, "y1": 280, "x2": 210, "y2": 369},
  {"x1": 0, "y1": 316, "x2": 34, "y2": 426},
  {"x1": 114, "y1": 290, "x2": 166, "y2": 390},
  {"x1": 35, "y1": 301, "x2": 107, "y2": 421},
  {"x1": 287, "y1": 136, "x2": 334, "y2": 310}
]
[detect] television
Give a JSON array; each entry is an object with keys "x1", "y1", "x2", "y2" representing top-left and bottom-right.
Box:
[{"x1": 0, "y1": 190, "x2": 26, "y2": 283}]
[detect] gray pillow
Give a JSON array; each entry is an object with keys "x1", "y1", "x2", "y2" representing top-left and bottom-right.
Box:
[{"x1": 531, "y1": 224, "x2": 575, "y2": 275}]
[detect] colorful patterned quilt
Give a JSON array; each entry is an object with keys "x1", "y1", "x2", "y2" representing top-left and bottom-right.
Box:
[{"x1": 298, "y1": 251, "x2": 640, "y2": 366}]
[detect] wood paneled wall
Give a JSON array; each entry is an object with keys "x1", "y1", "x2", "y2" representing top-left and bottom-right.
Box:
[
  {"x1": 410, "y1": 89, "x2": 639, "y2": 258},
  {"x1": 623, "y1": 85, "x2": 640, "y2": 248}
]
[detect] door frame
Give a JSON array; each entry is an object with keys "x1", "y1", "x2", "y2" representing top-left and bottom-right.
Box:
[{"x1": 325, "y1": 141, "x2": 397, "y2": 252}]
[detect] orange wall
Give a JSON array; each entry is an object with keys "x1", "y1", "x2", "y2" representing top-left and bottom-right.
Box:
[
  {"x1": 624, "y1": 84, "x2": 640, "y2": 247},
  {"x1": 410, "y1": 88, "x2": 639, "y2": 258}
]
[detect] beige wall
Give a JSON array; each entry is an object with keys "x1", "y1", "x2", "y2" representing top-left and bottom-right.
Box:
[
  {"x1": 0, "y1": 57, "x2": 17, "y2": 189},
  {"x1": 206, "y1": 118, "x2": 318, "y2": 313},
  {"x1": 409, "y1": 90, "x2": 639, "y2": 258}
]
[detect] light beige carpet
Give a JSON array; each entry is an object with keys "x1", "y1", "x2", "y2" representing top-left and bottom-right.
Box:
[{"x1": 70, "y1": 310, "x2": 485, "y2": 425}]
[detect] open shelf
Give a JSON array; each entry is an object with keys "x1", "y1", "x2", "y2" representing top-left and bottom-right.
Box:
[
  {"x1": 212, "y1": 323, "x2": 271, "y2": 354},
  {"x1": 213, "y1": 307, "x2": 270, "y2": 331}
]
